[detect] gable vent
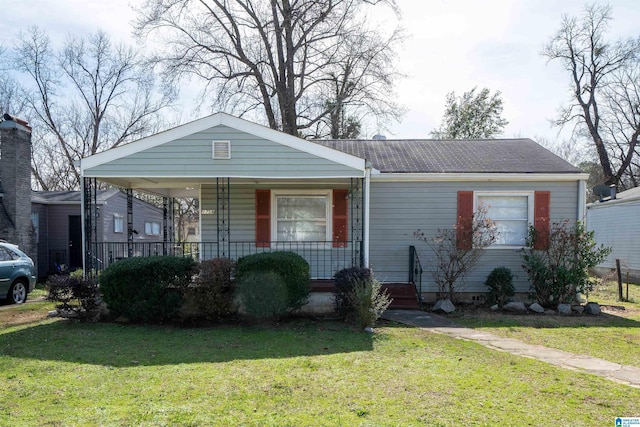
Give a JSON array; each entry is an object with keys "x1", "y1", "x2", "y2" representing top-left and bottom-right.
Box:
[{"x1": 212, "y1": 140, "x2": 231, "y2": 159}]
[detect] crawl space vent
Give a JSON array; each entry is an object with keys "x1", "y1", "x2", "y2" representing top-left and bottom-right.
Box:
[{"x1": 212, "y1": 141, "x2": 231, "y2": 159}]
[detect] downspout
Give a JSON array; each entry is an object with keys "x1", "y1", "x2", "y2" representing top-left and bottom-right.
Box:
[
  {"x1": 363, "y1": 162, "x2": 371, "y2": 268},
  {"x1": 578, "y1": 178, "x2": 586, "y2": 221}
]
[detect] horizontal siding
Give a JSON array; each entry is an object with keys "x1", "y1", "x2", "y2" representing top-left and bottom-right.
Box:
[
  {"x1": 201, "y1": 182, "x2": 356, "y2": 276},
  {"x1": 587, "y1": 201, "x2": 640, "y2": 273},
  {"x1": 86, "y1": 126, "x2": 362, "y2": 178},
  {"x1": 369, "y1": 181, "x2": 580, "y2": 293}
]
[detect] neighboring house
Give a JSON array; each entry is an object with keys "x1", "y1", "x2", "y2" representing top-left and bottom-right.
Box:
[
  {"x1": 32, "y1": 190, "x2": 164, "y2": 279},
  {"x1": 79, "y1": 113, "x2": 587, "y2": 302},
  {"x1": 586, "y1": 186, "x2": 640, "y2": 282}
]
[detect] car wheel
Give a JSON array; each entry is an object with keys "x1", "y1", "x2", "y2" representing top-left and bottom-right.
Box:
[{"x1": 9, "y1": 281, "x2": 28, "y2": 304}]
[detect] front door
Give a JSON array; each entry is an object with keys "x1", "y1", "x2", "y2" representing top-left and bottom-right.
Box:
[{"x1": 68, "y1": 215, "x2": 83, "y2": 269}]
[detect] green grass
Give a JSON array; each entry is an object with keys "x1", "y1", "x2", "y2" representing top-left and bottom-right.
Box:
[
  {"x1": 455, "y1": 280, "x2": 640, "y2": 368},
  {"x1": 1, "y1": 304, "x2": 640, "y2": 426}
]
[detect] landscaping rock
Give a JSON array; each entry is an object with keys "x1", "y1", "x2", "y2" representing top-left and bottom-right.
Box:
[
  {"x1": 584, "y1": 302, "x2": 601, "y2": 315},
  {"x1": 490, "y1": 304, "x2": 499, "y2": 311},
  {"x1": 528, "y1": 303, "x2": 544, "y2": 313},
  {"x1": 47, "y1": 310, "x2": 60, "y2": 318},
  {"x1": 432, "y1": 299, "x2": 456, "y2": 314},
  {"x1": 363, "y1": 327, "x2": 374, "y2": 333},
  {"x1": 503, "y1": 301, "x2": 527, "y2": 314},
  {"x1": 115, "y1": 315, "x2": 130, "y2": 323},
  {"x1": 58, "y1": 308, "x2": 79, "y2": 319},
  {"x1": 571, "y1": 305, "x2": 585, "y2": 314},
  {"x1": 557, "y1": 304, "x2": 572, "y2": 315},
  {"x1": 544, "y1": 309, "x2": 556, "y2": 315}
]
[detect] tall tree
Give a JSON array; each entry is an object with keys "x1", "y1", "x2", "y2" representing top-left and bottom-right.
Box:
[
  {"x1": 135, "y1": 0, "x2": 403, "y2": 137},
  {"x1": 431, "y1": 87, "x2": 508, "y2": 139},
  {"x1": 11, "y1": 27, "x2": 173, "y2": 190},
  {"x1": 543, "y1": 4, "x2": 640, "y2": 188}
]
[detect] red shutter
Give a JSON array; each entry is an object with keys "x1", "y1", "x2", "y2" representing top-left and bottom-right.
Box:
[
  {"x1": 333, "y1": 189, "x2": 348, "y2": 248},
  {"x1": 533, "y1": 191, "x2": 550, "y2": 250},
  {"x1": 457, "y1": 191, "x2": 474, "y2": 250},
  {"x1": 255, "y1": 190, "x2": 270, "y2": 248}
]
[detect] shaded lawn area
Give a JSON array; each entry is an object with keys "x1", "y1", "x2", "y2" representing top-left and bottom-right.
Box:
[
  {"x1": 2, "y1": 303, "x2": 640, "y2": 426},
  {"x1": 455, "y1": 281, "x2": 640, "y2": 369}
]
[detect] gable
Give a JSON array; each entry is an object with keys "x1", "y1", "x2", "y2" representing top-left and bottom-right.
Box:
[{"x1": 81, "y1": 114, "x2": 365, "y2": 179}]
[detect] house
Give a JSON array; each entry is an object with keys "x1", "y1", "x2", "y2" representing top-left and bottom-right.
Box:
[
  {"x1": 31, "y1": 190, "x2": 165, "y2": 279},
  {"x1": 79, "y1": 113, "x2": 587, "y2": 303},
  {"x1": 586, "y1": 186, "x2": 640, "y2": 282}
]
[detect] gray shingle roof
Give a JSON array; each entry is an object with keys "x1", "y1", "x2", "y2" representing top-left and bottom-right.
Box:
[
  {"x1": 31, "y1": 190, "x2": 120, "y2": 204},
  {"x1": 314, "y1": 138, "x2": 582, "y2": 174}
]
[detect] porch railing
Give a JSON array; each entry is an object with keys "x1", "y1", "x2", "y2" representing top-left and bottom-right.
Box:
[
  {"x1": 90, "y1": 240, "x2": 362, "y2": 279},
  {"x1": 409, "y1": 245, "x2": 423, "y2": 305}
]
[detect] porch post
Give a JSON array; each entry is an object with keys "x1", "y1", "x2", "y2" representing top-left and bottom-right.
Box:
[
  {"x1": 163, "y1": 197, "x2": 170, "y2": 255},
  {"x1": 126, "y1": 188, "x2": 133, "y2": 257},
  {"x1": 363, "y1": 163, "x2": 371, "y2": 268},
  {"x1": 216, "y1": 178, "x2": 230, "y2": 258},
  {"x1": 82, "y1": 177, "x2": 97, "y2": 275}
]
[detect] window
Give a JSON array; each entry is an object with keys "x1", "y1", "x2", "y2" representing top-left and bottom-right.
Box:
[
  {"x1": 114, "y1": 215, "x2": 124, "y2": 233},
  {"x1": 476, "y1": 192, "x2": 533, "y2": 247},
  {"x1": 31, "y1": 212, "x2": 39, "y2": 243},
  {"x1": 272, "y1": 191, "x2": 331, "y2": 242},
  {"x1": 145, "y1": 221, "x2": 161, "y2": 236}
]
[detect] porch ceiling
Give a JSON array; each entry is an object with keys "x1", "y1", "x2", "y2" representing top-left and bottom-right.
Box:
[{"x1": 95, "y1": 177, "x2": 360, "y2": 198}]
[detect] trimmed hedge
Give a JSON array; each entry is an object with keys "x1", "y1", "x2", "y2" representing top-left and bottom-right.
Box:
[
  {"x1": 100, "y1": 256, "x2": 197, "y2": 322},
  {"x1": 181, "y1": 258, "x2": 237, "y2": 321},
  {"x1": 236, "y1": 251, "x2": 310, "y2": 313},
  {"x1": 237, "y1": 271, "x2": 289, "y2": 319},
  {"x1": 485, "y1": 267, "x2": 514, "y2": 308}
]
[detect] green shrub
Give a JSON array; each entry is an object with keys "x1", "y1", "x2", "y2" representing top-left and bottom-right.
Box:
[
  {"x1": 100, "y1": 256, "x2": 197, "y2": 322},
  {"x1": 348, "y1": 278, "x2": 392, "y2": 330},
  {"x1": 237, "y1": 270, "x2": 289, "y2": 319},
  {"x1": 46, "y1": 271, "x2": 101, "y2": 321},
  {"x1": 485, "y1": 267, "x2": 514, "y2": 308},
  {"x1": 521, "y1": 221, "x2": 612, "y2": 308},
  {"x1": 236, "y1": 251, "x2": 310, "y2": 312},
  {"x1": 333, "y1": 267, "x2": 373, "y2": 319},
  {"x1": 181, "y1": 258, "x2": 237, "y2": 321}
]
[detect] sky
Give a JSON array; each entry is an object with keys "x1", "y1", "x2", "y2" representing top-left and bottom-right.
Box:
[{"x1": 1, "y1": 0, "x2": 639, "y2": 143}]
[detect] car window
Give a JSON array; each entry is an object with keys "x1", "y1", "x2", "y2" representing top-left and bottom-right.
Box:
[
  {"x1": 0, "y1": 248, "x2": 11, "y2": 261},
  {"x1": 4, "y1": 247, "x2": 20, "y2": 260}
]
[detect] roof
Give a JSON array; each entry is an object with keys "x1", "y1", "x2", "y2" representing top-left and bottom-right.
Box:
[
  {"x1": 587, "y1": 185, "x2": 640, "y2": 208},
  {"x1": 31, "y1": 190, "x2": 121, "y2": 204},
  {"x1": 314, "y1": 138, "x2": 582, "y2": 174}
]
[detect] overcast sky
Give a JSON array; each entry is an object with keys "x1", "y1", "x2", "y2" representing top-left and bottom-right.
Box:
[{"x1": 1, "y1": 0, "x2": 639, "y2": 142}]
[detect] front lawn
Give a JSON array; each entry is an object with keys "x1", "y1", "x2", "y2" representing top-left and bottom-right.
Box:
[
  {"x1": 1, "y1": 302, "x2": 640, "y2": 426},
  {"x1": 455, "y1": 280, "x2": 640, "y2": 368}
]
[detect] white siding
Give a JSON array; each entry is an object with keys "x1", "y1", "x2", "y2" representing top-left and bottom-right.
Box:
[{"x1": 587, "y1": 200, "x2": 640, "y2": 279}]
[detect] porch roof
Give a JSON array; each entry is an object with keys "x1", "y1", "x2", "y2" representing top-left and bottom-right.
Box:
[{"x1": 80, "y1": 113, "x2": 367, "y2": 196}]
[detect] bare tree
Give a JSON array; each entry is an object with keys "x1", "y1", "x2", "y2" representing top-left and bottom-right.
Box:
[
  {"x1": 431, "y1": 87, "x2": 508, "y2": 139},
  {"x1": 135, "y1": 0, "x2": 403, "y2": 137},
  {"x1": 543, "y1": 4, "x2": 640, "y2": 188},
  {"x1": 11, "y1": 27, "x2": 174, "y2": 190}
]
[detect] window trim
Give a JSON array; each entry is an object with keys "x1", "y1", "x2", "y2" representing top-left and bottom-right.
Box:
[
  {"x1": 474, "y1": 191, "x2": 534, "y2": 249},
  {"x1": 270, "y1": 189, "x2": 333, "y2": 243},
  {"x1": 113, "y1": 215, "x2": 124, "y2": 234}
]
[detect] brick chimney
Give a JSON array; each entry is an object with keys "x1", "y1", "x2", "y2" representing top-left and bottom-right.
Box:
[{"x1": 0, "y1": 114, "x2": 36, "y2": 262}]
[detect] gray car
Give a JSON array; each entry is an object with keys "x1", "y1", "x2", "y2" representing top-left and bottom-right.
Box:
[{"x1": 0, "y1": 242, "x2": 36, "y2": 304}]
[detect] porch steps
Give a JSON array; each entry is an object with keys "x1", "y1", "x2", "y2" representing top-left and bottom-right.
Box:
[
  {"x1": 381, "y1": 283, "x2": 420, "y2": 310},
  {"x1": 308, "y1": 280, "x2": 420, "y2": 310}
]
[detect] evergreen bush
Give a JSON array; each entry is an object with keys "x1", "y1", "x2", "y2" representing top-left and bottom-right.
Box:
[
  {"x1": 484, "y1": 267, "x2": 514, "y2": 308},
  {"x1": 99, "y1": 256, "x2": 197, "y2": 322}
]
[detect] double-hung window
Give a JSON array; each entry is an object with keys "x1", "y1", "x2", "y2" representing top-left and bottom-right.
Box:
[
  {"x1": 113, "y1": 215, "x2": 124, "y2": 233},
  {"x1": 476, "y1": 192, "x2": 533, "y2": 247},
  {"x1": 145, "y1": 221, "x2": 161, "y2": 236},
  {"x1": 272, "y1": 191, "x2": 331, "y2": 242}
]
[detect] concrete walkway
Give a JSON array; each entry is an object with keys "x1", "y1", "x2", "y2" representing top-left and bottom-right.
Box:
[{"x1": 382, "y1": 309, "x2": 640, "y2": 389}]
